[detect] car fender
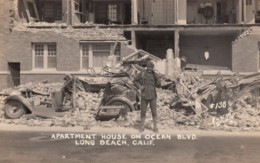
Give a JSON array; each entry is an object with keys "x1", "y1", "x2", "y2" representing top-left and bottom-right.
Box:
[
  {"x1": 105, "y1": 96, "x2": 135, "y2": 112},
  {"x1": 5, "y1": 95, "x2": 33, "y2": 113},
  {"x1": 96, "y1": 96, "x2": 136, "y2": 121}
]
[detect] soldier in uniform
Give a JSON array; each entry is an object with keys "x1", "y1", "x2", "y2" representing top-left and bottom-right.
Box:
[{"x1": 134, "y1": 61, "x2": 161, "y2": 133}]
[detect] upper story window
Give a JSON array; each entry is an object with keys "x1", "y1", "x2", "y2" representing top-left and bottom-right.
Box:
[
  {"x1": 80, "y1": 43, "x2": 120, "y2": 69},
  {"x1": 246, "y1": 0, "x2": 253, "y2": 5},
  {"x1": 32, "y1": 43, "x2": 57, "y2": 70},
  {"x1": 108, "y1": 4, "x2": 119, "y2": 22},
  {"x1": 41, "y1": 1, "x2": 62, "y2": 22},
  {"x1": 94, "y1": 2, "x2": 126, "y2": 24},
  {"x1": 21, "y1": 0, "x2": 63, "y2": 23},
  {"x1": 18, "y1": 0, "x2": 132, "y2": 25}
]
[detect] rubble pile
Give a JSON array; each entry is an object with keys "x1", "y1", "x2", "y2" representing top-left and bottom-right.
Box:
[
  {"x1": 96, "y1": 92, "x2": 260, "y2": 131},
  {"x1": 0, "y1": 82, "x2": 63, "y2": 95},
  {"x1": 0, "y1": 80, "x2": 259, "y2": 132},
  {"x1": 17, "y1": 82, "x2": 63, "y2": 93},
  {"x1": 0, "y1": 90, "x2": 101, "y2": 129}
]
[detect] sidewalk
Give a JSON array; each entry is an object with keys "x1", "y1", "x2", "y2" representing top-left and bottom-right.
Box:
[{"x1": 1, "y1": 123, "x2": 260, "y2": 137}]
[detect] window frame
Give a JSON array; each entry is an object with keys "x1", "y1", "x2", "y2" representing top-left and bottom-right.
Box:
[
  {"x1": 108, "y1": 4, "x2": 119, "y2": 22},
  {"x1": 40, "y1": 0, "x2": 63, "y2": 22},
  {"x1": 32, "y1": 43, "x2": 57, "y2": 70},
  {"x1": 80, "y1": 42, "x2": 120, "y2": 70},
  {"x1": 23, "y1": 0, "x2": 40, "y2": 22},
  {"x1": 246, "y1": 0, "x2": 253, "y2": 5},
  {"x1": 94, "y1": 2, "x2": 122, "y2": 24}
]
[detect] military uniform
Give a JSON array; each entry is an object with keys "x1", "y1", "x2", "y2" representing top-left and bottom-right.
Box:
[{"x1": 134, "y1": 62, "x2": 161, "y2": 132}]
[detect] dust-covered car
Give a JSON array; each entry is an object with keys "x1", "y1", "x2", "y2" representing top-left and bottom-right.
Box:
[
  {"x1": 95, "y1": 81, "x2": 141, "y2": 121},
  {"x1": 2, "y1": 75, "x2": 76, "y2": 119}
]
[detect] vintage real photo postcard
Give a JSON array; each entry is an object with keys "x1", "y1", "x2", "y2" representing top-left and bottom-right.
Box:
[{"x1": 0, "y1": 0, "x2": 260, "y2": 162}]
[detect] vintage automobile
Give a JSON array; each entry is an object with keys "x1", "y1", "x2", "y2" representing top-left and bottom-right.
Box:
[
  {"x1": 3, "y1": 72, "x2": 132, "y2": 119},
  {"x1": 3, "y1": 75, "x2": 76, "y2": 119},
  {"x1": 95, "y1": 81, "x2": 141, "y2": 121}
]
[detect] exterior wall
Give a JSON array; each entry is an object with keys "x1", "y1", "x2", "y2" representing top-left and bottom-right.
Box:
[
  {"x1": 0, "y1": 0, "x2": 13, "y2": 72},
  {"x1": 180, "y1": 35, "x2": 234, "y2": 69},
  {"x1": 0, "y1": 30, "x2": 80, "y2": 72},
  {"x1": 0, "y1": 28, "x2": 80, "y2": 89},
  {"x1": 232, "y1": 32, "x2": 260, "y2": 72},
  {"x1": 0, "y1": 75, "x2": 8, "y2": 89},
  {"x1": 20, "y1": 74, "x2": 65, "y2": 84},
  {"x1": 0, "y1": 1, "x2": 11, "y2": 89},
  {"x1": 0, "y1": 0, "x2": 77, "y2": 89}
]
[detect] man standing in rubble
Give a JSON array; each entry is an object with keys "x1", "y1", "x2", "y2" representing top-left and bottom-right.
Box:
[{"x1": 134, "y1": 61, "x2": 161, "y2": 133}]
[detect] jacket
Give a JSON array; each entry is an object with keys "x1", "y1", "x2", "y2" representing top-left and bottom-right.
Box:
[{"x1": 133, "y1": 69, "x2": 161, "y2": 100}]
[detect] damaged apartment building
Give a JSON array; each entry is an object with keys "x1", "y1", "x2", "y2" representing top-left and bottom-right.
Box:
[{"x1": 1, "y1": 0, "x2": 260, "y2": 88}]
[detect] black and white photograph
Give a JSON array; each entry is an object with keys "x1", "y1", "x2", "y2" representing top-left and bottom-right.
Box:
[{"x1": 0, "y1": 0, "x2": 260, "y2": 162}]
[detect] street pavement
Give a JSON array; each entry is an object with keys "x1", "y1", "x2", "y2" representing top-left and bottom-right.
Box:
[{"x1": 0, "y1": 130, "x2": 260, "y2": 163}]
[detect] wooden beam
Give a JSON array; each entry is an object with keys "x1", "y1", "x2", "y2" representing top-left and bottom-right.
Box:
[
  {"x1": 131, "y1": 30, "x2": 136, "y2": 48},
  {"x1": 132, "y1": 0, "x2": 138, "y2": 24},
  {"x1": 243, "y1": 0, "x2": 246, "y2": 23},
  {"x1": 23, "y1": 0, "x2": 40, "y2": 22},
  {"x1": 174, "y1": 30, "x2": 180, "y2": 58}
]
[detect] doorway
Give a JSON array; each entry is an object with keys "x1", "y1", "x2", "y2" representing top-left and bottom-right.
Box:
[
  {"x1": 216, "y1": 1, "x2": 227, "y2": 23},
  {"x1": 8, "y1": 62, "x2": 20, "y2": 87},
  {"x1": 187, "y1": 0, "x2": 197, "y2": 24}
]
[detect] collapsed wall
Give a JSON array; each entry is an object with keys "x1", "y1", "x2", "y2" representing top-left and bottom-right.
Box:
[{"x1": 232, "y1": 28, "x2": 260, "y2": 72}]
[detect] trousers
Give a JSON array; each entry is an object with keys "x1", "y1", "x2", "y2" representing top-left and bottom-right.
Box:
[{"x1": 140, "y1": 98, "x2": 157, "y2": 123}]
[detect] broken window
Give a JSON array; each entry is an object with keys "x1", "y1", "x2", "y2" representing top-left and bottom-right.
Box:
[
  {"x1": 246, "y1": 0, "x2": 252, "y2": 5},
  {"x1": 74, "y1": 0, "x2": 84, "y2": 22},
  {"x1": 94, "y1": 1, "x2": 131, "y2": 25},
  {"x1": 81, "y1": 43, "x2": 120, "y2": 69},
  {"x1": 108, "y1": 4, "x2": 118, "y2": 22},
  {"x1": 23, "y1": 0, "x2": 40, "y2": 22},
  {"x1": 40, "y1": 1, "x2": 62, "y2": 22},
  {"x1": 21, "y1": 0, "x2": 63, "y2": 23},
  {"x1": 27, "y1": 1, "x2": 37, "y2": 18},
  {"x1": 32, "y1": 43, "x2": 57, "y2": 69},
  {"x1": 95, "y1": 3, "x2": 109, "y2": 24}
]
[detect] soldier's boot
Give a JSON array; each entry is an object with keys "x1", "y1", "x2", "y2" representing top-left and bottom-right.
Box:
[
  {"x1": 139, "y1": 118, "x2": 145, "y2": 132},
  {"x1": 153, "y1": 120, "x2": 159, "y2": 133}
]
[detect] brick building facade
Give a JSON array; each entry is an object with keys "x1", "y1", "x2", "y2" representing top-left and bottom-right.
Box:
[{"x1": 0, "y1": 0, "x2": 260, "y2": 89}]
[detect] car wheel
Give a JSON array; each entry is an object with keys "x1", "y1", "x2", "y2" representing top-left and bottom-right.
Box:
[
  {"x1": 4, "y1": 100, "x2": 25, "y2": 119},
  {"x1": 106, "y1": 99, "x2": 133, "y2": 117}
]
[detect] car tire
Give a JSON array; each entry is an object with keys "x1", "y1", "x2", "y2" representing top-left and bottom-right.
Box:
[
  {"x1": 106, "y1": 98, "x2": 134, "y2": 117},
  {"x1": 4, "y1": 100, "x2": 26, "y2": 119}
]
